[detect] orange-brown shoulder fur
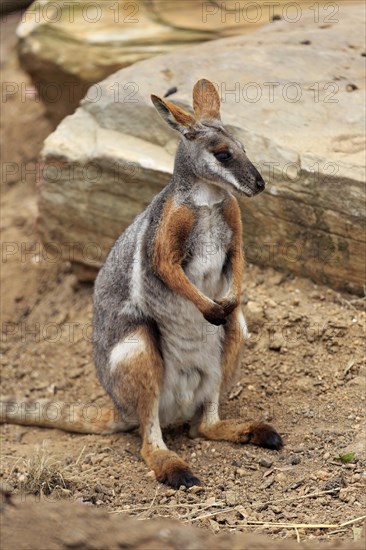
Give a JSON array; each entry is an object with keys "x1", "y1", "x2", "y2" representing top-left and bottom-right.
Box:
[{"x1": 153, "y1": 196, "x2": 226, "y2": 324}]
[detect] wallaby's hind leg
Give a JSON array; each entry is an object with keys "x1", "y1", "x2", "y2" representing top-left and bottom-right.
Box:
[
  {"x1": 141, "y1": 399, "x2": 201, "y2": 489},
  {"x1": 110, "y1": 324, "x2": 200, "y2": 488},
  {"x1": 192, "y1": 308, "x2": 283, "y2": 450}
]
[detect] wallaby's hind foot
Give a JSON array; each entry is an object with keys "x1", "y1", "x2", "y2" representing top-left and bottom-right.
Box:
[
  {"x1": 249, "y1": 422, "x2": 283, "y2": 450},
  {"x1": 142, "y1": 446, "x2": 201, "y2": 489},
  {"x1": 189, "y1": 384, "x2": 283, "y2": 452},
  {"x1": 198, "y1": 419, "x2": 283, "y2": 450}
]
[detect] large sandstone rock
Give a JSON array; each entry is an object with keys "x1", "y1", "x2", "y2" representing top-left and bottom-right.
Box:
[
  {"x1": 18, "y1": 0, "x2": 336, "y2": 123},
  {"x1": 39, "y1": 5, "x2": 366, "y2": 293}
]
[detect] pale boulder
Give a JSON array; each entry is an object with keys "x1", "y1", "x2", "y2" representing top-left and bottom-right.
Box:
[{"x1": 39, "y1": 5, "x2": 366, "y2": 293}]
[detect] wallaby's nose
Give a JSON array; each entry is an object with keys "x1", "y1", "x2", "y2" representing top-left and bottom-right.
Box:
[{"x1": 256, "y1": 175, "x2": 266, "y2": 192}]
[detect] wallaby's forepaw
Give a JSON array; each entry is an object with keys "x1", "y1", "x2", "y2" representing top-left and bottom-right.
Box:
[
  {"x1": 203, "y1": 303, "x2": 227, "y2": 326},
  {"x1": 158, "y1": 465, "x2": 201, "y2": 489},
  {"x1": 248, "y1": 422, "x2": 283, "y2": 450},
  {"x1": 215, "y1": 294, "x2": 239, "y2": 317}
]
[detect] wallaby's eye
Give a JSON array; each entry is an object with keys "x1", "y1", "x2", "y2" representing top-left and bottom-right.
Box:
[{"x1": 214, "y1": 151, "x2": 232, "y2": 162}]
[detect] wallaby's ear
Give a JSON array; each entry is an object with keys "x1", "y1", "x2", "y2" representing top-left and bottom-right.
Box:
[
  {"x1": 151, "y1": 94, "x2": 196, "y2": 135},
  {"x1": 193, "y1": 79, "x2": 221, "y2": 121}
]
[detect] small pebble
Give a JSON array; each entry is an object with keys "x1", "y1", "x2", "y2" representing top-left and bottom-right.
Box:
[
  {"x1": 225, "y1": 490, "x2": 237, "y2": 506},
  {"x1": 259, "y1": 458, "x2": 273, "y2": 468},
  {"x1": 289, "y1": 454, "x2": 301, "y2": 465},
  {"x1": 209, "y1": 519, "x2": 220, "y2": 533},
  {"x1": 324, "y1": 475, "x2": 347, "y2": 491},
  {"x1": 338, "y1": 488, "x2": 349, "y2": 502},
  {"x1": 253, "y1": 501, "x2": 268, "y2": 511},
  {"x1": 269, "y1": 333, "x2": 282, "y2": 351},
  {"x1": 314, "y1": 470, "x2": 330, "y2": 481},
  {"x1": 276, "y1": 472, "x2": 286, "y2": 482},
  {"x1": 190, "y1": 485, "x2": 204, "y2": 494},
  {"x1": 260, "y1": 477, "x2": 275, "y2": 490}
]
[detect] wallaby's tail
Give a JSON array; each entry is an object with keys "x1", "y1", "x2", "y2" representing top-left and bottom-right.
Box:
[{"x1": 0, "y1": 397, "x2": 136, "y2": 435}]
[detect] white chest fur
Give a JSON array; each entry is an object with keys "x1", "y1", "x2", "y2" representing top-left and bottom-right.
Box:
[
  {"x1": 186, "y1": 198, "x2": 232, "y2": 299},
  {"x1": 192, "y1": 181, "x2": 228, "y2": 207}
]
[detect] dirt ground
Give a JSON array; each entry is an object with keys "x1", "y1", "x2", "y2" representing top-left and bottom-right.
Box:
[
  {"x1": 1, "y1": 11, "x2": 365, "y2": 549},
  {"x1": 1, "y1": 499, "x2": 365, "y2": 550}
]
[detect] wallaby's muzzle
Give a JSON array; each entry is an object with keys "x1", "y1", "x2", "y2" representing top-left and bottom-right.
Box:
[
  {"x1": 234, "y1": 161, "x2": 266, "y2": 197},
  {"x1": 250, "y1": 166, "x2": 266, "y2": 195}
]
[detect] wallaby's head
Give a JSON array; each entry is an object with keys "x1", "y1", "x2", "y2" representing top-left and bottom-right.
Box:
[{"x1": 151, "y1": 79, "x2": 265, "y2": 197}]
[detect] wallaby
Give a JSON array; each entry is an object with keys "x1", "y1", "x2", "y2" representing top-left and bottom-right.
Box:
[{"x1": 1, "y1": 79, "x2": 282, "y2": 488}]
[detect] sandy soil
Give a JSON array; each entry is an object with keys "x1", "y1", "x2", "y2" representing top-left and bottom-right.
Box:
[{"x1": 1, "y1": 10, "x2": 365, "y2": 549}]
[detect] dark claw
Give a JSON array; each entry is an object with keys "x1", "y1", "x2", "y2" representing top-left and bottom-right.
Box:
[
  {"x1": 203, "y1": 305, "x2": 227, "y2": 326},
  {"x1": 263, "y1": 430, "x2": 283, "y2": 450},
  {"x1": 159, "y1": 467, "x2": 201, "y2": 489},
  {"x1": 215, "y1": 296, "x2": 238, "y2": 316},
  {"x1": 206, "y1": 316, "x2": 226, "y2": 326},
  {"x1": 176, "y1": 473, "x2": 201, "y2": 489},
  {"x1": 250, "y1": 422, "x2": 283, "y2": 451}
]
